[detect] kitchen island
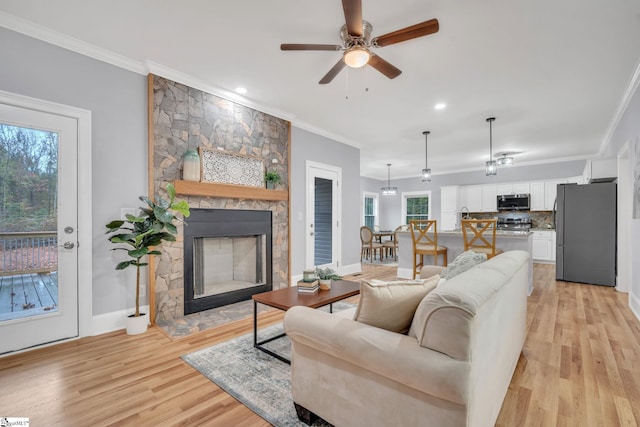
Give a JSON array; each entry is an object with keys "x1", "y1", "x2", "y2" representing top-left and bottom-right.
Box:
[{"x1": 396, "y1": 230, "x2": 534, "y2": 294}]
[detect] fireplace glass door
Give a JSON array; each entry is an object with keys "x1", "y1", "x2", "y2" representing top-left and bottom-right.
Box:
[{"x1": 193, "y1": 235, "x2": 266, "y2": 299}]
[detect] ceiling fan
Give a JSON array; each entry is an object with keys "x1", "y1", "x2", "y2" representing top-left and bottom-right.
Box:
[{"x1": 280, "y1": 0, "x2": 439, "y2": 84}]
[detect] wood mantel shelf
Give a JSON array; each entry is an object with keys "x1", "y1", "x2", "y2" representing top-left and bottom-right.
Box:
[{"x1": 173, "y1": 180, "x2": 288, "y2": 201}]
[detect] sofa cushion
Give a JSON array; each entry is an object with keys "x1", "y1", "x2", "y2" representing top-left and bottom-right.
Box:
[
  {"x1": 439, "y1": 250, "x2": 487, "y2": 280},
  {"x1": 353, "y1": 275, "x2": 440, "y2": 333}
]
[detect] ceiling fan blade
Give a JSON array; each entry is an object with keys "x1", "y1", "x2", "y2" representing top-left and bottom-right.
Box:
[
  {"x1": 319, "y1": 59, "x2": 346, "y2": 84},
  {"x1": 342, "y1": 0, "x2": 363, "y2": 36},
  {"x1": 281, "y1": 44, "x2": 342, "y2": 51},
  {"x1": 368, "y1": 54, "x2": 402, "y2": 79},
  {"x1": 372, "y1": 19, "x2": 439, "y2": 47}
]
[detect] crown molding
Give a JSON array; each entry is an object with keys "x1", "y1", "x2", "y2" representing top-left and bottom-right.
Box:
[
  {"x1": 0, "y1": 11, "x2": 146, "y2": 74},
  {"x1": 291, "y1": 120, "x2": 363, "y2": 150}
]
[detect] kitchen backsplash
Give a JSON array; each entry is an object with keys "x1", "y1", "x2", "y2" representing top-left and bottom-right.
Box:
[{"x1": 466, "y1": 211, "x2": 555, "y2": 229}]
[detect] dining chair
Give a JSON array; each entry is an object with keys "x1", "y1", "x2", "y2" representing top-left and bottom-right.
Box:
[
  {"x1": 360, "y1": 226, "x2": 383, "y2": 263},
  {"x1": 409, "y1": 220, "x2": 448, "y2": 279},
  {"x1": 382, "y1": 225, "x2": 404, "y2": 261},
  {"x1": 461, "y1": 219, "x2": 504, "y2": 259}
]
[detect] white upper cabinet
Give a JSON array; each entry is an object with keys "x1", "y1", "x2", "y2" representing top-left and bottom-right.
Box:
[
  {"x1": 463, "y1": 186, "x2": 482, "y2": 212},
  {"x1": 513, "y1": 183, "x2": 530, "y2": 194},
  {"x1": 441, "y1": 186, "x2": 461, "y2": 212},
  {"x1": 496, "y1": 184, "x2": 513, "y2": 195},
  {"x1": 481, "y1": 185, "x2": 497, "y2": 212},
  {"x1": 544, "y1": 179, "x2": 566, "y2": 210},
  {"x1": 529, "y1": 182, "x2": 545, "y2": 211}
]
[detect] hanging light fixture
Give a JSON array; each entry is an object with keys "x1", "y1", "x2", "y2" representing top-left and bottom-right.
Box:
[
  {"x1": 422, "y1": 131, "x2": 431, "y2": 182},
  {"x1": 485, "y1": 117, "x2": 498, "y2": 176},
  {"x1": 380, "y1": 163, "x2": 398, "y2": 195},
  {"x1": 496, "y1": 153, "x2": 514, "y2": 166}
]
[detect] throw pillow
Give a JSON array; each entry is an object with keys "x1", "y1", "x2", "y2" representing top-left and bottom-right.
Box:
[
  {"x1": 353, "y1": 275, "x2": 440, "y2": 334},
  {"x1": 439, "y1": 251, "x2": 487, "y2": 280}
]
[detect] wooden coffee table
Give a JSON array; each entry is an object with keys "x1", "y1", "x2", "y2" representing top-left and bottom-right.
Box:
[{"x1": 252, "y1": 279, "x2": 360, "y2": 364}]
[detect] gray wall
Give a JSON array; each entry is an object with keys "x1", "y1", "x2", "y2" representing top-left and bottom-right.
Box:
[
  {"x1": 291, "y1": 127, "x2": 361, "y2": 274},
  {"x1": 0, "y1": 28, "x2": 147, "y2": 316},
  {"x1": 606, "y1": 79, "x2": 640, "y2": 316},
  {"x1": 364, "y1": 160, "x2": 585, "y2": 230}
]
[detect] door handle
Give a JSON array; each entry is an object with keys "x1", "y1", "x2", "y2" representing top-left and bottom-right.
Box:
[
  {"x1": 310, "y1": 232, "x2": 314, "y2": 236},
  {"x1": 60, "y1": 241, "x2": 75, "y2": 249}
]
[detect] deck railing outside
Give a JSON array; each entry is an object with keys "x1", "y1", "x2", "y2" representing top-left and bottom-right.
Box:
[{"x1": 0, "y1": 232, "x2": 57, "y2": 276}]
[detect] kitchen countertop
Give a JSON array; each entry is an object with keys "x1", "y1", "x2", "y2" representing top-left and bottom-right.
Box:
[{"x1": 398, "y1": 230, "x2": 533, "y2": 237}]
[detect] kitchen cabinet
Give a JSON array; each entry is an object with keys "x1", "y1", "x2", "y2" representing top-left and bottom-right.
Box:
[
  {"x1": 544, "y1": 179, "x2": 565, "y2": 211},
  {"x1": 531, "y1": 230, "x2": 556, "y2": 261},
  {"x1": 481, "y1": 185, "x2": 497, "y2": 212},
  {"x1": 513, "y1": 183, "x2": 530, "y2": 194},
  {"x1": 440, "y1": 186, "x2": 462, "y2": 230},
  {"x1": 529, "y1": 182, "x2": 545, "y2": 211},
  {"x1": 463, "y1": 186, "x2": 482, "y2": 212},
  {"x1": 496, "y1": 184, "x2": 513, "y2": 195}
]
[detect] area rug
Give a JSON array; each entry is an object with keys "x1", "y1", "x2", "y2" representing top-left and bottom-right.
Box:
[{"x1": 181, "y1": 303, "x2": 355, "y2": 426}]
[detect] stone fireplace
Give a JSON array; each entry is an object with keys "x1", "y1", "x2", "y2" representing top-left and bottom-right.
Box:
[
  {"x1": 184, "y1": 208, "x2": 272, "y2": 314},
  {"x1": 150, "y1": 74, "x2": 290, "y2": 322}
]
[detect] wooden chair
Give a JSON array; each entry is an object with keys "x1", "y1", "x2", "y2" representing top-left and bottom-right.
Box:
[
  {"x1": 360, "y1": 226, "x2": 383, "y2": 263},
  {"x1": 382, "y1": 225, "x2": 404, "y2": 261},
  {"x1": 409, "y1": 220, "x2": 448, "y2": 279},
  {"x1": 461, "y1": 219, "x2": 504, "y2": 259}
]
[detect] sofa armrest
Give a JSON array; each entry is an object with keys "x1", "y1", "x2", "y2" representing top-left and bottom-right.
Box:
[{"x1": 284, "y1": 306, "x2": 470, "y2": 405}]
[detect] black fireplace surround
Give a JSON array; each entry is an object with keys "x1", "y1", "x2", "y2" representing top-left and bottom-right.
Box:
[{"x1": 184, "y1": 208, "x2": 272, "y2": 315}]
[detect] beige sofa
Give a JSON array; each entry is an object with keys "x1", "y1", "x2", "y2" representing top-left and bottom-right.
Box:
[{"x1": 284, "y1": 250, "x2": 529, "y2": 427}]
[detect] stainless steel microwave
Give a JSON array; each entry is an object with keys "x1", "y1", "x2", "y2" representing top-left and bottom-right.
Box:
[{"x1": 497, "y1": 194, "x2": 530, "y2": 211}]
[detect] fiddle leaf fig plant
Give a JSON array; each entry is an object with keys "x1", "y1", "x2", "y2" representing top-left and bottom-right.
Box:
[{"x1": 105, "y1": 183, "x2": 190, "y2": 317}]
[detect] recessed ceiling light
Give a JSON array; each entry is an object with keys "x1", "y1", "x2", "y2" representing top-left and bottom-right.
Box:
[
  {"x1": 235, "y1": 87, "x2": 247, "y2": 94},
  {"x1": 434, "y1": 103, "x2": 446, "y2": 110}
]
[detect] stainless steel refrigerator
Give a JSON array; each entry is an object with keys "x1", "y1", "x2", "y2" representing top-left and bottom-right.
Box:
[{"x1": 555, "y1": 182, "x2": 617, "y2": 286}]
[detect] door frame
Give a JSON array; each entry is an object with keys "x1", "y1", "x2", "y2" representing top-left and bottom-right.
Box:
[
  {"x1": 617, "y1": 140, "x2": 632, "y2": 293},
  {"x1": 305, "y1": 161, "x2": 342, "y2": 270},
  {"x1": 0, "y1": 89, "x2": 92, "y2": 339}
]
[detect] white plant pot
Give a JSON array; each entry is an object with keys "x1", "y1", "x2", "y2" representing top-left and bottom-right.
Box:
[
  {"x1": 126, "y1": 313, "x2": 148, "y2": 335},
  {"x1": 319, "y1": 279, "x2": 332, "y2": 291}
]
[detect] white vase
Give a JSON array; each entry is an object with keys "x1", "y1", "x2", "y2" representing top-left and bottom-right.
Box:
[
  {"x1": 126, "y1": 313, "x2": 148, "y2": 335},
  {"x1": 319, "y1": 279, "x2": 332, "y2": 291}
]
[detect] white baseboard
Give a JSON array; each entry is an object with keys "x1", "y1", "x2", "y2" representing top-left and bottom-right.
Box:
[
  {"x1": 397, "y1": 267, "x2": 413, "y2": 279},
  {"x1": 91, "y1": 305, "x2": 149, "y2": 336},
  {"x1": 339, "y1": 263, "x2": 361, "y2": 277},
  {"x1": 630, "y1": 291, "x2": 640, "y2": 322}
]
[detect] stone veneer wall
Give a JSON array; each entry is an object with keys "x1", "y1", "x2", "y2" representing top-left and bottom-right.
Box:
[{"x1": 151, "y1": 75, "x2": 289, "y2": 322}]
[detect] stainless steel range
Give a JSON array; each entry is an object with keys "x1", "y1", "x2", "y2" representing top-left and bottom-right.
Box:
[{"x1": 497, "y1": 212, "x2": 532, "y2": 231}]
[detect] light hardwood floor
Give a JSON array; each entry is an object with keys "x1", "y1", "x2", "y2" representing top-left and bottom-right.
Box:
[{"x1": 0, "y1": 264, "x2": 638, "y2": 426}]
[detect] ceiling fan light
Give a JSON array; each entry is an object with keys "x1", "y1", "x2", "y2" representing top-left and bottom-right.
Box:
[
  {"x1": 344, "y1": 47, "x2": 370, "y2": 68},
  {"x1": 496, "y1": 155, "x2": 514, "y2": 166}
]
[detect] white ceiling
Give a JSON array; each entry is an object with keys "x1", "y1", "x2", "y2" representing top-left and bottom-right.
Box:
[{"x1": 2, "y1": 0, "x2": 640, "y2": 180}]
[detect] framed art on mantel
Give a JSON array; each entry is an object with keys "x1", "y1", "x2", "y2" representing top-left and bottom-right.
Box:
[{"x1": 199, "y1": 148, "x2": 264, "y2": 187}]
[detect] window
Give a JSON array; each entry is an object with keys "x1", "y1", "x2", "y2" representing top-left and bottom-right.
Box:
[
  {"x1": 363, "y1": 192, "x2": 378, "y2": 228},
  {"x1": 402, "y1": 191, "x2": 431, "y2": 224}
]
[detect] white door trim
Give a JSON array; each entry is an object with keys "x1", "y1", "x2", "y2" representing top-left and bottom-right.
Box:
[
  {"x1": 0, "y1": 89, "x2": 92, "y2": 338},
  {"x1": 305, "y1": 160, "x2": 342, "y2": 270}
]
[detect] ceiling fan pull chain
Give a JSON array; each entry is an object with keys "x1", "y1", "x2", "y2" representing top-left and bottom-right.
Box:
[{"x1": 345, "y1": 67, "x2": 350, "y2": 100}]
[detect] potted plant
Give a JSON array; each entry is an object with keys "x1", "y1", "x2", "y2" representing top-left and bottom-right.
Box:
[
  {"x1": 105, "y1": 183, "x2": 190, "y2": 335},
  {"x1": 264, "y1": 171, "x2": 281, "y2": 189},
  {"x1": 315, "y1": 267, "x2": 341, "y2": 290}
]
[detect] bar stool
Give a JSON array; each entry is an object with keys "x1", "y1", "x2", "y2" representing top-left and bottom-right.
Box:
[
  {"x1": 409, "y1": 220, "x2": 448, "y2": 279},
  {"x1": 461, "y1": 219, "x2": 504, "y2": 259}
]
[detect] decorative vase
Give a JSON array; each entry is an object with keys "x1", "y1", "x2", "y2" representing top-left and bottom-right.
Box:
[
  {"x1": 126, "y1": 313, "x2": 148, "y2": 335},
  {"x1": 266, "y1": 181, "x2": 276, "y2": 190},
  {"x1": 319, "y1": 279, "x2": 332, "y2": 291},
  {"x1": 183, "y1": 149, "x2": 201, "y2": 181}
]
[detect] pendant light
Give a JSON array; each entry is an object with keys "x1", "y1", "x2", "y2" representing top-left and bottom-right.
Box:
[
  {"x1": 421, "y1": 131, "x2": 431, "y2": 182},
  {"x1": 485, "y1": 117, "x2": 497, "y2": 176},
  {"x1": 380, "y1": 163, "x2": 398, "y2": 195}
]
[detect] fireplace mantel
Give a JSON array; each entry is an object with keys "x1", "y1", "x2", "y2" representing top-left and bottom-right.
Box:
[{"x1": 174, "y1": 180, "x2": 288, "y2": 201}]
